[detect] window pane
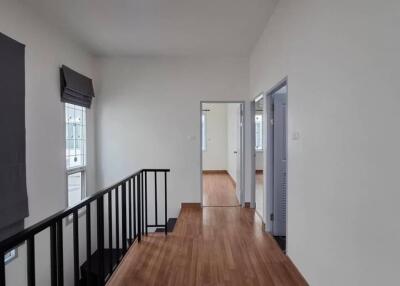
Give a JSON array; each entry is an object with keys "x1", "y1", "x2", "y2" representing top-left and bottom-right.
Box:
[
  {"x1": 68, "y1": 172, "x2": 82, "y2": 206},
  {"x1": 75, "y1": 125, "x2": 82, "y2": 140},
  {"x1": 66, "y1": 123, "x2": 74, "y2": 139},
  {"x1": 4, "y1": 249, "x2": 16, "y2": 263},
  {"x1": 66, "y1": 106, "x2": 74, "y2": 123},
  {"x1": 65, "y1": 104, "x2": 86, "y2": 170}
]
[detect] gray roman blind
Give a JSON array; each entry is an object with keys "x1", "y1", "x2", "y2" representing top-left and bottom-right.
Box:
[
  {"x1": 60, "y1": 65, "x2": 95, "y2": 108},
  {"x1": 0, "y1": 32, "x2": 28, "y2": 240}
]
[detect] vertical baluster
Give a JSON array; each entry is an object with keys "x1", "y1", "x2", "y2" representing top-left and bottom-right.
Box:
[
  {"x1": 27, "y1": 237, "x2": 35, "y2": 286},
  {"x1": 155, "y1": 171, "x2": 158, "y2": 226},
  {"x1": 108, "y1": 192, "x2": 113, "y2": 273},
  {"x1": 73, "y1": 211, "x2": 79, "y2": 286},
  {"x1": 115, "y1": 187, "x2": 120, "y2": 254},
  {"x1": 50, "y1": 224, "x2": 57, "y2": 286},
  {"x1": 140, "y1": 172, "x2": 144, "y2": 236},
  {"x1": 137, "y1": 175, "x2": 141, "y2": 242},
  {"x1": 121, "y1": 182, "x2": 127, "y2": 254},
  {"x1": 164, "y1": 171, "x2": 168, "y2": 236},
  {"x1": 0, "y1": 249, "x2": 6, "y2": 286},
  {"x1": 97, "y1": 197, "x2": 104, "y2": 286},
  {"x1": 133, "y1": 177, "x2": 136, "y2": 240},
  {"x1": 0, "y1": 249, "x2": 5, "y2": 286},
  {"x1": 56, "y1": 220, "x2": 64, "y2": 286},
  {"x1": 128, "y1": 179, "x2": 132, "y2": 244},
  {"x1": 145, "y1": 171, "x2": 148, "y2": 235},
  {"x1": 86, "y1": 205, "x2": 91, "y2": 286}
]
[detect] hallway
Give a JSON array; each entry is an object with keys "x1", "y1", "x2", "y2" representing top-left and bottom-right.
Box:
[
  {"x1": 107, "y1": 205, "x2": 307, "y2": 286},
  {"x1": 202, "y1": 173, "x2": 240, "y2": 207},
  {"x1": 255, "y1": 171, "x2": 264, "y2": 217}
]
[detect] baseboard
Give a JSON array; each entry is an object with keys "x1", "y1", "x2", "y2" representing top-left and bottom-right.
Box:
[
  {"x1": 285, "y1": 255, "x2": 309, "y2": 285},
  {"x1": 254, "y1": 209, "x2": 266, "y2": 231},
  {"x1": 181, "y1": 203, "x2": 201, "y2": 209},
  {"x1": 227, "y1": 173, "x2": 236, "y2": 188},
  {"x1": 202, "y1": 170, "x2": 228, "y2": 174},
  {"x1": 255, "y1": 170, "x2": 263, "y2": 174}
]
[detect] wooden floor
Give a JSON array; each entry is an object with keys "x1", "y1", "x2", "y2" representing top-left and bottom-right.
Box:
[
  {"x1": 202, "y1": 173, "x2": 240, "y2": 207},
  {"x1": 255, "y1": 172, "x2": 264, "y2": 217},
  {"x1": 107, "y1": 206, "x2": 308, "y2": 286}
]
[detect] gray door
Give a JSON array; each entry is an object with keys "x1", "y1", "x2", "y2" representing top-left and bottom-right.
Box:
[{"x1": 272, "y1": 90, "x2": 287, "y2": 236}]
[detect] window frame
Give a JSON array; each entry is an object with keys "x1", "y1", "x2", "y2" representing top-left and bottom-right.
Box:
[
  {"x1": 64, "y1": 103, "x2": 87, "y2": 209},
  {"x1": 66, "y1": 167, "x2": 87, "y2": 206}
]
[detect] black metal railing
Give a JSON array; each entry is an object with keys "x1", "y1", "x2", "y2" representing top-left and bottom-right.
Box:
[{"x1": 0, "y1": 168, "x2": 170, "y2": 286}]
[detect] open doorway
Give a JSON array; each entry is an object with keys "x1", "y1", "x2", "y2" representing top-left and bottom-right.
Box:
[
  {"x1": 200, "y1": 102, "x2": 244, "y2": 207},
  {"x1": 251, "y1": 80, "x2": 288, "y2": 252},
  {"x1": 253, "y1": 95, "x2": 265, "y2": 220},
  {"x1": 266, "y1": 80, "x2": 288, "y2": 252}
]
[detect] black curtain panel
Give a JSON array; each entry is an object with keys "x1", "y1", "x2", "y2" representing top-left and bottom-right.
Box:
[
  {"x1": 60, "y1": 65, "x2": 95, "y2": 108},
  {"x1": 0, "y1": 32, "x2": 28, "y2": 240}
]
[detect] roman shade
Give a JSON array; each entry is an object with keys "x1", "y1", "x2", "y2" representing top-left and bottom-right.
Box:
[
  {"x1": 0, "y1": 32, "x2": 28, "y2": 240},
  {"x1": 60, "y1": 65, "x2": 95, "y2": 108}
]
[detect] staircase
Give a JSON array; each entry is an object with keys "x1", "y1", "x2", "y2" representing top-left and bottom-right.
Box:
[
  {"x1": 0, "y1": 168, "x2": 170, "y2": 286},
  {"x1": 79, "y1": 217, "x2": 177, "y2": 285}
]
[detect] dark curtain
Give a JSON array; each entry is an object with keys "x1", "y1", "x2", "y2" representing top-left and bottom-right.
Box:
[
  {"x1": 60, "y1": 65, "x2": 95, "y2": 108},
  {"x1": 0, "y1": 32, "x2": 28, "y2": 241}
]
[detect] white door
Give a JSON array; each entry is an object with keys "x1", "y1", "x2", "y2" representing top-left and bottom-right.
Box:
[{"x1": 235, "y1": 104, "x2": 243, "y2": 204}]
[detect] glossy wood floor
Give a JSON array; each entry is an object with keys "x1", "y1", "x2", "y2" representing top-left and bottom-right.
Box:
[
  {"x1": 202, "y1": 173, "x2": 240, "y2": 207},
  {"x1": 107, "y1": 205, "x2": 308, "y2": 286}
]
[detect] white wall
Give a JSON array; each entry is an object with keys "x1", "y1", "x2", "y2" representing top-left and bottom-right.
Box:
[
  {"x1": 0, "y1": 1, "x2": 96, "y2": 285},
  {"x1": 250, "y1": 0, "x2": 400, "y2": 285},
  {"x1": 95, "y1": 56, "x2": 250, "y2": 217},
  {"x1": 202, "y1": 103, "x2": 227, "y2": 170}
]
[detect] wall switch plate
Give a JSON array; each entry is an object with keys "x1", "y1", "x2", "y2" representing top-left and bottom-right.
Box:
[{"x1": 292, "y1": 131, "x2": 300, "y2": 140}]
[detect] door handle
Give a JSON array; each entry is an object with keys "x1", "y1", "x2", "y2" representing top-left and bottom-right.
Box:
[{"x1": 233, "y1": 151, "x2": 238, "y2": 154}]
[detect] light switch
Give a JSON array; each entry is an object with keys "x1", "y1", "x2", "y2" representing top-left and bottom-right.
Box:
[{"x1": 292, "y1": 131, "x2": 300, "y2": 140}]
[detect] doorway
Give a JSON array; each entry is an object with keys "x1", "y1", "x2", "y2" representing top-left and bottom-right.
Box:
[
  {"x1": 267, "y1": 80, "x2": 288, "y2": 251},
  {"x1": 252, "y1": 94, "x2": 265, "y2": 220},
  {"x1": 251, "y1": 80, "x2": 288, "y2": 252},
  {"x1": 200, "y1": 101, "x2": 244, "y2": 207}
]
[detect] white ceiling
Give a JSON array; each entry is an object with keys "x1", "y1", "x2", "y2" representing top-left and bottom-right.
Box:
[{"x1": 23, "y1": 0, "x2": 277, "y2": 56}]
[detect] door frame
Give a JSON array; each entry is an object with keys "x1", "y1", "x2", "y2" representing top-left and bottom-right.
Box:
[
  {"x1": 265, "y1": 78, "x2": 288, "y2": 234},
  {"x1": 250, "y1": 93, "x2": 265, "y2": 211},
  {"x1": 200, "y1": 100, "x2": 246, "y2": 207},
  {"x1": 250, "y1": 78, "x2": 288, "y2": 233}
]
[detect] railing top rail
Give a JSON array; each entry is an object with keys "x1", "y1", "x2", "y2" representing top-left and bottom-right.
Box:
[
  {"x1": 142, "y1": 169, "x2": 170, "y2": 172},
  {"x1": 0, "y1": 168, "x2": 170, "y2": 252}
]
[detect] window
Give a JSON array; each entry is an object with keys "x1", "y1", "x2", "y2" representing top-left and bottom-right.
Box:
[
  {"x1": 65, "y1": 103, "x2": 87, "y2": 206},
  {"x1": 255, "y1": 114, "x2": 263, "y2": 151},
  {"x1": 4, "y1": 249, "x2": 17, "y2": 264},
  {"x1": 201, "y1": 113, "x2": 207, "y2": 151}
]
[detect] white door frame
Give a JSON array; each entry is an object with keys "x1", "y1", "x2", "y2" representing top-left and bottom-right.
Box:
[
  {"x1": 200, "y1": 101, "x2": 246, "y2": 207},
  {"x1": 250, "y1": 93, "x2": 264, "y2": 210},
  {"x1": 250, "y1": 78, "x2": 288, "y2": 233}
]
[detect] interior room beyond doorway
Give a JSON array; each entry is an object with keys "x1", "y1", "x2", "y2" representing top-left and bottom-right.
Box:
[{"x1": 201, "y1": 102, "x2": 242, "y2": 207}]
